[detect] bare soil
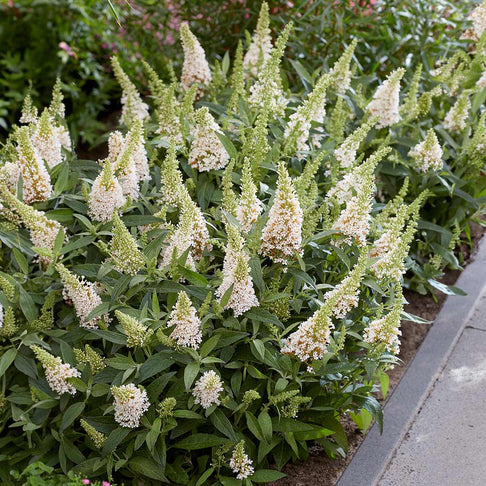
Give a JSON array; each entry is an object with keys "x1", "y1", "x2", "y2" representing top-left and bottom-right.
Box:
[{"x1": 272, "y1": 222, "x2": 485, "y2": 486}]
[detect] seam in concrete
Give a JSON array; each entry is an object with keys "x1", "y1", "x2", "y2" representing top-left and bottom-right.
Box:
[
  {"x1": 465, "y1": 325, "x2": 486, "y2": 332},
  {"x1": 336, "y1": 235, "x2": 486, "y2": 486}
]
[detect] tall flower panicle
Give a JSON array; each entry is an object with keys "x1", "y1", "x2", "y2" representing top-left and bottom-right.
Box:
[
  {"x1": 216, "y1": 223, "x2": 244, "y2": 297},
  {"x1": 180, "y1": 23, "x2": 212, "y2": 98},
  {"x1": 189, "y1": 107, "x2": 230, "y2": 172},
  {"x1": 74, "y1": 344, "x2": 106, "y2": 374},
  {"x1": 444, "y1": 93, "x2": 470, "y2": 132},
  {"x1": 334, "y1": 116, "x2": 378, "y2": 169},
  {"x1": 185, "y1": 197, "x2": 212, "y2": 261},
  {"x1": 228, "y1": 41, "x2": 246, "y2": 112},
  {"x1": 20, "y1": 92, "x2": 38, "y2": 124},
  {"x1": 111, "y1": 384, "x2": 150, "y2": 428},
  {"x1": 108, "y1": 131, "x2": 125, "y2": 164},
  {"x1": 367, "y1": 68, "x2": 405, "y2": 129},
  {"x1": 324, "y1": 252, "x2": 367, "y2": 318},
  {"x1": 244, "y1": 1, "x2": 272, "y2": 77},
  {"x1": 192, "y1": 370, "x2": 224, "y2": 409},
  {"x1": 167, "y1": 291, "x2": 202, "y2": 349},
  {"x1": 463, "y1": 0, "x2": 486, "y2": 41},
  {"x1": 80, "y1": 419, "x2": 106, "y2": 448},
  {"x1": 230, "y1": 441, "x2": 254, "y2": 480},
  {"x1": 409, "y1": 129, "x2": 443, "y2": 172},
  {"x1": 31, "y1": 108, "x2": 63, "y2": 169},
  {"x1": 109, "y1": 212, "x2": 145, "y2": 275},
  {"x1": 30, "y1": 345, "x2": 80, "y2": 395},
  {"x1": 236, "y1": 158, "x2": 263, "y2": 232},
  {"x1": 131, "y1": 119, "x2": 150, "y2": 183},
  {"x1": 56, "y1": 263, "x2": 106, "y2": 329},
  {"x1": 0, "y1": 187, "x2": 61, "y2": 262},
  {"x1": 112, "y1": 57, "x2": 149, "y2": 126},
  {"x1": 217, "y1": 226, "x2": 259, "y2": 317},
  {"x1": 225, "y1": 252, "x2": 259, "y2": 317},
  {"x1": 281, "y1": 305, "x2": 334, "y2": 362},
  {"x1": 48, "y1": 78, "x2": 66, "y2": 121},
  {"x1": 332, "y1": 147, "x2": 391, "y2": 246},
  {"x1": 161, "y1": 207, "x2": 196, "y2": 272},
  {"x1": 115, "y1": 310, "x2": 154, "y2": 347},
  {"x1": 143, "y1": 61, "x2": 184, "y2": 144},
  {"x1": 160, "y1": 142, "x2": 188, "y2": 206},
  {"x1": 260, "y1": 161, "x2": 303, "y2": 265},
  {"x1": 249, "y1": 23, "x2": 292, "y2": 116},
  {"x1": 113, "y1": 124, "x2": 140, "y2": 200},
  {"x1": 371, "y1": 194, "x2": 424, "y2": 281},
  {"x1": 16, "y1": 126, "x2": 52, "y2": 203},
  {"x1": 284, "y1": 74, "x2": 331, "y2": 156},
  {"x1": 330, "y1": 39, "x2": 358, "y2": 95},
  {"x1": 364, "y1": 288, "x2": 403, "y2": 354},
  {"x1": 88, "y1": 160, "x2": 125, "y2": 223}
]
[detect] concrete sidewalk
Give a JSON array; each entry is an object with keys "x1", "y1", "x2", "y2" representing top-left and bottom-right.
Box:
[
  {"x1": 337, "y1": 235, "x2": 486, "y2": 486},
  {"x1": 380, "y1": 294, "x2": 486, "y2": 486}
]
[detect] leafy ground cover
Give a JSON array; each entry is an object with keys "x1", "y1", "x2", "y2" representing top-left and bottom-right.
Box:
[{"x1": 0, "y1": 1, "x2": 485, "y2": 485}]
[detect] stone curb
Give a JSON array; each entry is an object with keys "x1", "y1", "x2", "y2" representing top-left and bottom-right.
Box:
[{"x1": 336, "y1": 235, "x2": 486, "y2": 486}]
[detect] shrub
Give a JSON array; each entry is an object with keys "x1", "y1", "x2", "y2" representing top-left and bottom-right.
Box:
[{"x1": 0, "y1": 3, "x2": 484, "y2": 485}]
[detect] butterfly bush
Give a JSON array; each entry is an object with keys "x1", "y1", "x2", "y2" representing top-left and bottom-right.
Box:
[{"x1": 0, "y1": 3, "x2": 484, "y2": 484}]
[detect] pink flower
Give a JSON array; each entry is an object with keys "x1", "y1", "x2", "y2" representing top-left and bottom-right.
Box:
[
  {"x1": 102, "y1": 482, "x2": 111, "y2": 486},
  {"x1": 82, "y1": 480, "x2": 90, "y2": 485},
  {"x1": 58, "y1": 41, "x2": 76, "y2": 58}
]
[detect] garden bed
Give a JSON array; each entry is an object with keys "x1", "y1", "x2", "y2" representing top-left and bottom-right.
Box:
[{"x1": 272, "y1": 222, "x2": 485, "y2": 486}]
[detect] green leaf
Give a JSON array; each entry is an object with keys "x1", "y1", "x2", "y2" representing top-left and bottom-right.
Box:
[
  {"x1": 60, "y1": 403, "x2": 85, "y2": 433},
  {"x1": 258, "y1": 410, "x2": 273, "y2": 443},
  {"x1": 12, "y1": 248, "x2": 29, "y2": 274},
  {"x1": 18, "y1": 286, "x2": 38, "y2": 322},
  {"x1": 196, "y1": 467, "x2": 215, "y2": 486},
  {"x1": 252, "y1": 469, "x2": 287, "y2": 482},
  {"x1": 0, "y1": 348, "x2": 17, "y2": 377},
  {"x1": 103, "y1": 428, "x2": 130, "y2": 454},
  {"x1": 216, "y1": 132, "x2": 238, "y2": 160},
  {"x1": 184, "y1": 362, "x2": 200, "y2": 392},
  {"x1": 200, "y1": 334, "x2": 220, "y2": 358},
  {"x1": 129, "y1": 457, "x2": 168, "y2": 482},
  {"x1": 210, "y1": 409, "x2": 238, "y2": 441},
  {"x1": 174, "y1": 433, "x2": 229, "y2": 450},
  {"x1": 380, "y1": 372, "x2": 390, "y2": 399},
  {"x1": 428, "y1": 279, "x2": 467, "y2": 296},
  {"x1": 139, "y1": 355, "x2": 173, "y2": 381}
]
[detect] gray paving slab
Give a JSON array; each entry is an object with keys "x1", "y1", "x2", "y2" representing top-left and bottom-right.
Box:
[
  {"x1": 466, "y1": 294, "x2": 486, "y2": 330},
  {"x1": 379, "y1": 327, "x2": 486, "y2": 486},
  {"x1": 336, "y1": 236, "x2": 486, "y2": 486}
]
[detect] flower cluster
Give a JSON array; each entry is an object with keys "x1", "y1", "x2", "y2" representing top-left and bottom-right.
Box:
[
  {"x1": 56, "y1": 263, "x2": 106, "y2": 329},
  {"x1": 31, "y1": 345, "x2": 80, "y2": 395},
  {"x1": 115, "y1": 310, "x2": 154, "y2": 348},
  {"x1": 166, "y1": 291, "x2": 202, "y2": 349},
  {"x1": 88, "y1": 161, "x2": 125, "y2": 223},
  {"x1": 180, "y1": 23, "x2": 212, "y2": 98},
  {"x1": 189, "y1": 107, "x2": 230, "y2": 171},
  {"x1": 249, "y1": 23, "x2": 292, "y2": 116},
  {"x1": 444, "y1": 93, "x2": 470, "y2": 132},
  {"x1": 236, "y1": 159, "x2": 263, "y2": 232},
  {"x1": 112, "y1": 57, "x2": 150, "y2": 126},
  {"x1": 244, "y1": 2, "x2": 272, "y2": 77},
  {"x1": 260, "y1": 161, "x2": 303, "y2": 265},
  {"x1": 367, "y1": 68, "x2": 405, "y2": 129},
  {"x1": 109, "y1": 212, "x2": 145, "y2": 275},
  {"x1": 409, "y1": 129, "x2": 443, "y2": 172},
  {"x1": 192, "y1": 370, "x2": 224, "y2": 409},
  {"x1": 364, "y1": 290, "x2": 403, "y2": 354},
  {"x1": 229, "y1": 441, "x2": 254, "y2": 480},
  {"x1": 332, "y1": 147, "x2": 391, "y2": 246},
  {"x1": 111, "y1": 384, "x2": 150, "y2": 428}
]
